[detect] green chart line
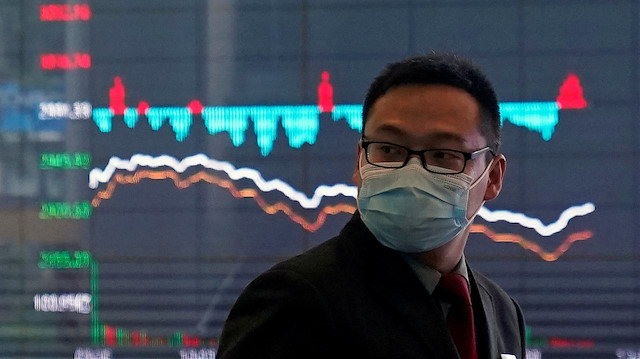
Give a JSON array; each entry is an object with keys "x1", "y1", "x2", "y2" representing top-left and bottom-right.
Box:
[{"x1": 37, "y1": 251, "x2": 99, "y2": 344}]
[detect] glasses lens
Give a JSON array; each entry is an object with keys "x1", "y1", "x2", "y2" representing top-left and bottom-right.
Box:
[
  {"x1": 424, "y1": 150, "x2": 466, "y2": 174},
  {"x1": 366, "y1": 142, "x2": 407, "y2": 168}
]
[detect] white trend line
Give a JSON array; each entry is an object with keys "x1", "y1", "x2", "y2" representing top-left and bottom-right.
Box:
[
  {"x1": 477, "y1": 202, "x2": 596, "y2": 237},
  {"x1": 89, "y1": 154, "x2": 595, "y2": 235},
  {"x1": 88, "y1": 153, "x2": 357, "y2": 209}
]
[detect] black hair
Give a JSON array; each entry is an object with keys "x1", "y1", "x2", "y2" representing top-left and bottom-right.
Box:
[{"x1": 362, "y1": 53, "x2": 501, "y2": 153}]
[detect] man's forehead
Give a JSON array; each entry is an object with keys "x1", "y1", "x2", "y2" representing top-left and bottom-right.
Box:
[
  {"x1": 363, "y1": 85, "x2": 484, "y2": 148},
  {"x1": 365, "y1": 122, "x2": 480, "y2": 147}
]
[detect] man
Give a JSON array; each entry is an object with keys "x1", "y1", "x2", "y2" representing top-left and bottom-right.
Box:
[{"x1": 217, "y1": 54, "x2": 527, "y2": 359}]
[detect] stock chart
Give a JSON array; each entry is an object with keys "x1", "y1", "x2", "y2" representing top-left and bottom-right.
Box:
[{"x1": 1, "y1": 1, "x2": 639, "y2": 359}]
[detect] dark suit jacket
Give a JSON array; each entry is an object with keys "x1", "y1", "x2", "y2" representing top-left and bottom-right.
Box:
[{"x1": 218, "y1": 213, "x2": 526, "y2": 359}]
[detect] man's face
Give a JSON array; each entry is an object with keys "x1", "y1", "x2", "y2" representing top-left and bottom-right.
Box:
[{"x1": 353, "y1": 84, "x2": 506, "y2": 218}]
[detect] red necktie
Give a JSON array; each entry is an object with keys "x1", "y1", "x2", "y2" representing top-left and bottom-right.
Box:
[{"x1": 436, "y1": 273, "x2": 478, "y2": 359}]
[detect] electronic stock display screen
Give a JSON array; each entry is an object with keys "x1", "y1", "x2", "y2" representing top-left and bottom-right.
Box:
[{"x1": 0, "y1": 1, "x2": 638, "y2": 359}]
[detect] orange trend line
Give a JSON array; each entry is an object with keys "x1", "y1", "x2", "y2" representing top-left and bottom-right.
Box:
[
  {"x1": 91, "y1": 170, "x2": 356, "y2": 232},
  {"x1": 91, "y1": 170, "x2": 592, "y2": 260},
  {"x1": 470, "y1": 224, "x2": 593, "y2": 261}
]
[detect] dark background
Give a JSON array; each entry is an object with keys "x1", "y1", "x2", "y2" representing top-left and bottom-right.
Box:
[{"x1": 0, "y1": 1, "x2": 638, "y2": 358}]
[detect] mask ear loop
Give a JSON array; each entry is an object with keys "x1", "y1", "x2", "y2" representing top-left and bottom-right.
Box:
[
  {"x1": 469, "y1": 157, "x2": 495, "y2": 190},
  {"x1": 467, "y1": 158, "x2": 495, "y2": 220},
  {"x1": 358, "y1": 145, "x2": 366, "y2": 175}
]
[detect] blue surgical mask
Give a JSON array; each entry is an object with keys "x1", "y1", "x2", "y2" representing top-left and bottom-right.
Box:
[{"x1": 357, "y1": 157, "x2": 492, "y2": 253}]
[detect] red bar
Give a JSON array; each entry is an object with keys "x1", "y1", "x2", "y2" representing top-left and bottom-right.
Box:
[
  {"x1": 109, "y1": 77, "x2": 126, "y2": 115},
  {"x1": 183, "y1": 335, "x2": 200, "y2": 347},
  {"x1": 188, "y1": 100, "x2": 203, "y2": 115},
  {"x1": 549, "y1": 337, "x2": 595, "y2": 348},
  {"x1": 556, "y1": 73, "x2": 587, "y2": 110},
  {"x1": 317, "y1": 71, "x2": 334, "y2": 112},
  {"x1": 138, "y1": 101, "x2": 150, "y2": 115},
  {"x1": 105, "y1": 325, "x2": 116, "y2": 347}
]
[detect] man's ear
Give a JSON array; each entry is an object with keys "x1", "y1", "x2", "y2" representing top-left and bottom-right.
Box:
[
  {"x1": 352, "y1": 143, "x2": 362, "y2": 187},
  {"x1": 484, "y1": 154, "x2": 506, "y2": 201}
]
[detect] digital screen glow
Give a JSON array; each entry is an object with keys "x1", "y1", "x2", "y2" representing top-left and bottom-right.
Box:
[{"x1": 0, "y1": 1, "x2": 637, "y2": 359}]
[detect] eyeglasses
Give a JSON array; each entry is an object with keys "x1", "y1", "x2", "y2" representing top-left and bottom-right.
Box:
[{"x1": 361, "y1": 140, "x2": 495, "y2": 174}]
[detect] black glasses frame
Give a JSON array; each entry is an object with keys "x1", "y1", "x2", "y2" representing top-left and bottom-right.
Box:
[{"x1": 360, "y1": 140, "x2": 495, "y2": 174}]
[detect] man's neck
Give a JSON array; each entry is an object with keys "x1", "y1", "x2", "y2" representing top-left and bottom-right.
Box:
[{"x1": 410, "y1": 231, "x2": 468, "y2": 273}]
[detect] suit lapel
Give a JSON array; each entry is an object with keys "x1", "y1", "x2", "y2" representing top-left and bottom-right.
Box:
[
  {"x1": 368, "y1": 258, "x2": 461, "y2": 358},
  {"x1": 342, "y1": 214, "x2": 459, "y2": 358},
  {"x1": 469, "y1": 268, "x2": 498, "y2": 359}
]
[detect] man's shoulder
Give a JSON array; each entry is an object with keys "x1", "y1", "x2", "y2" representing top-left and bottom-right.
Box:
[
  {"x1": 266, "y1": 214, "x2": 370, "y2": 280},
  {"x1": 472, "y1": 269, "x2": 511, "y2": 298},
  {"x1": 269, "y1": 234, "x2": 354, "y2": 283},
  {"x1": 470, "y1": 267, "x2": 527, "y2": 357},
  {"x1": 471, "y1": 268, "x2": 523, "y2": 315}
]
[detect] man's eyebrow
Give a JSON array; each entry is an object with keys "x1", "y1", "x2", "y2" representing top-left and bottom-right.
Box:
[
  {"x1": 367, "y1": 124, "x2": 467, "y2": 144},
  {"x1": 425, "y1": 131, "x2": 467, "y2": 144},
  {"x1": 365, "y1": 124, "x2": 409, "y2": 138}
]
